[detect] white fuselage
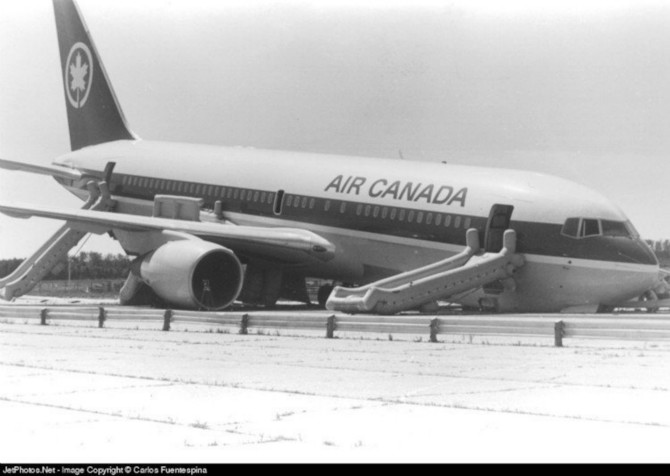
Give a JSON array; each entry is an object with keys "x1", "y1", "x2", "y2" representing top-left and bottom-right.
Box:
[{"x1": 55, "y1": 139, "x2": 660, "y2": 312}]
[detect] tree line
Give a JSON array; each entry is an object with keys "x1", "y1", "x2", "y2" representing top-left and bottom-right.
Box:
[
  {"x1": 646, "y1": 239, "x2": 670, "y2": 265},
  {"x1": 0, "y1": 252, "x2": 131, "y2": 280}
]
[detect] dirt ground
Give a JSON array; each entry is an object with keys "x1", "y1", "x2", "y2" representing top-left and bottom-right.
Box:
[{"x1": 1, "y1": 319, "x2": 669, "y2": 463}]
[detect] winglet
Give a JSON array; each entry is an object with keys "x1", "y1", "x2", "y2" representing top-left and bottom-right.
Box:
[{"x1": 53, "y1": 0, "x2": 137, "y2": 151}]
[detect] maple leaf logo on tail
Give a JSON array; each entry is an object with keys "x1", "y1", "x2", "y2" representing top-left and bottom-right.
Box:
[
  {"x1": 64, "y1": 42, "x2": 93, "y2": 109},
  {"x1": 70, "y1": 53, "x2": 88, "y2": 101}
]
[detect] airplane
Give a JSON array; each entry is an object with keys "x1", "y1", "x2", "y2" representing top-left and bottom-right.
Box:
[{"x1": 0, "y1": 0, "x2": 662, "y2": 314}]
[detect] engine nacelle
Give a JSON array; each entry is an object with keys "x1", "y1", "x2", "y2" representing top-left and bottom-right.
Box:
[{"x1": 139, "y1": 239, "x2": 243, "y2": 310}]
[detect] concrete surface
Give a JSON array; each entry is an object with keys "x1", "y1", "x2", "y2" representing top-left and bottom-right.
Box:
[{"x1": 1, "y1": 319, "x2": 670, "y2": 463}]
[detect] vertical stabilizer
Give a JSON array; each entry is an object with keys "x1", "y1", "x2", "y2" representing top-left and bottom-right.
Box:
[{"x1": 53, "y1": 0, "x2": 136, "y2": 150}]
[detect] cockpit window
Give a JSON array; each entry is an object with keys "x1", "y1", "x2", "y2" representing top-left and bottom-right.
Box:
[
  {"x1": 561, "y1": 218, "x2": 580, "y2": 238},
  {"x1": 601, "y1": 220, "x2": 630, "y2": 237},
  {"x1": 624, "y1": 220, "x2": 640, "y2": 239},
  {"x1": 562, "y1": 217, "x2": 634, "y2": 239},
  {"x1": 580, "y1": 219, "x2": 600, "y2": 237}
]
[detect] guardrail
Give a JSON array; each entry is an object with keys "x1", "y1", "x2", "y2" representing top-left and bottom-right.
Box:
[{"x1": 1, "y1": 305, "x2": 670, "y2": 347}]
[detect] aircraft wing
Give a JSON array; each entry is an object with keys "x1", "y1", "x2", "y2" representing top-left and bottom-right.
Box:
[
  {"x1": 0, "y1": 202, "x2": 335, "y2": 263},
  {"x1": 0, "y1": 158, "x2": 82, "y2": 180}
]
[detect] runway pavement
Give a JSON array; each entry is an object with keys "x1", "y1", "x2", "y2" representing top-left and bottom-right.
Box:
[{"x1": 1, "y1": 318, "x2": 670, "y2": 463}]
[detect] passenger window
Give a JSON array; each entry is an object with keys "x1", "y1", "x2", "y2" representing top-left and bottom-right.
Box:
[
  {"x1": 253, "y1": 191, "x2": 259, "y2": 202},
  {"x1": 260, "y1": 191, "x2": 266, "y2": 203},
  {"x1": 408, "y1": 210, "x2": 415, "y2": 223},
  {"x1": 381, "y1": 207, "x2": 388, "y2": 219},
  {"x1": 356, "y1": 204, "x2": 362, "y2": 216},
  {"x1": 373, "y1": 206, "x2": 380, "y2": 218},
  {"x1": 398, "y1": 209, "x2": 406, "y2": 221},
  {"x1": 464, "y1": 217, "x2": 471, "y2": 229},
  {"x1": 444, "y1": 215, "x2": 451, "y2": 227},
  {"x1": 286, "y1": 195, "x2": 293, "y2": 207},
  {"x1": 390, "y1": 208, "x2": 397, "y2": 220},
  {"x1": 301, "y1": 196, "x2": 308, "y2": 208},
  {"x1": 364, "y1": 205, "x2": 371, "y2": 217},
  {"x1": 454, "y1": 216, "x2": 461, "y2": 228},
  {"x1": 426, "y1": 213, "x2": 433, "y2": 225},
  {"x1": 435, "y1": 214, "x2": 442, "y2": 226},
  {"x1": 309, "y1": 198, "x2": 315, "y2": 209},
  {"x1": 417, "y1": 211, "x2": 424, "y2": 224},
  {"x1": 340, "y1": 202, "x2": 347, "y2": 213},
  {"x1": 324, "y1": 200, "x2": 331, "y2": 211}
]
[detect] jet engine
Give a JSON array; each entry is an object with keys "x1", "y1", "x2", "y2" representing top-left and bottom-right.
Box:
[{"x1": 139, "y1": 239, "x2": 244, "y2": 310}]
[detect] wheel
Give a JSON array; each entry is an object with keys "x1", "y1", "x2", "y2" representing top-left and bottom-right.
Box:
[{"x1": 639, "y1": 290, "x2": 659, "y2": 314}]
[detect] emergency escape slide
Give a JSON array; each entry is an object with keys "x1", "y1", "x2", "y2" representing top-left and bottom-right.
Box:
[
  {"x1": 0, "y1": 182, "x2": 114, "y2": 301},
  {"x1": 326, "y1": 228, "x2": 525, "y2": 314}
]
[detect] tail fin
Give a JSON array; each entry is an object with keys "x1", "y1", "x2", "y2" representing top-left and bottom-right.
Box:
[{"x1": 53, "y1": 0, "x2": 136, "y2": 151}]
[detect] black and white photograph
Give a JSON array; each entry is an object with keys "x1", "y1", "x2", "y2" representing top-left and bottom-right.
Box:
[{"x1": 1, "y1": 0, "x2": 669, "y2": 464}]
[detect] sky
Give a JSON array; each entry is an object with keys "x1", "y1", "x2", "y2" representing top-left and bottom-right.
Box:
[{"x1": 1, "y1": 0, "x2": 670, "y2": 260}]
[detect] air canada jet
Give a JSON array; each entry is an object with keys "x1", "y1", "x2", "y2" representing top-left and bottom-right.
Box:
[{"x1": 0, "y1": 0, "x2": 662, "y2": 314}]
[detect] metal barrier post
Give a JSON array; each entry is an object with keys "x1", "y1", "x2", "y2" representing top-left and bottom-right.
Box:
[
  {"x1": 429, "y1": 318, "x2": 439, "y2": 343},
  {"x1": 554, "y1": 320, "x2": 564, "y2": 347},
  {"x1": 240, "y1": 314, "x2": 249, "y2": 335},
  {"x1": 326, "y1": 315, "x2": 336, "y2": 339},
  {"x1": 40, "y1": 308, "x2": 48, "y2": 326},
  {"x1": 98, "y1": 306, "x2": 106, "y2": 328},
  {"x1": 162, "y1": 309, "x2": 172, "y2": 331}
]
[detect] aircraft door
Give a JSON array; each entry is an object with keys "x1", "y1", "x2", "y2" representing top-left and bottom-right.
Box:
[{"x1": 484, "y1": 204, "x2": 514, "y2": 252}]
